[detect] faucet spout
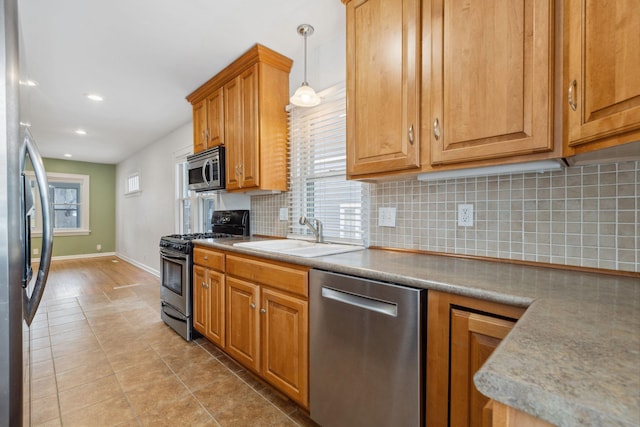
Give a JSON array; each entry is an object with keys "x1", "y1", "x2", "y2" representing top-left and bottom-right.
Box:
[{"x1": 299, "y1": 215, "x2": 324, "y2": 243}]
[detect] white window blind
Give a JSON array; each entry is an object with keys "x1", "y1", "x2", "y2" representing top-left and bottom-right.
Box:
[
  {"x1": 288, "y1": 83, "x2": 363, "y2": 244},
  {"x1": 126, "y1": 172, "x2": 140, "y2": 194}
]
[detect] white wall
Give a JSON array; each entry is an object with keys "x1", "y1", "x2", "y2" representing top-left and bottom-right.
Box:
[
  {"x1": 115, "y1": 30, "x2": 346, "y2": 275},
  {"x1": 116, "y1": 123, "x2": 192, "y2": 274}
]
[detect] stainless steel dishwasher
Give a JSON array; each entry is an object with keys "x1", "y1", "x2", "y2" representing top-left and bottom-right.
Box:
[{"x1": 309, "y1": 269, "x2": 425, "y2": 426}]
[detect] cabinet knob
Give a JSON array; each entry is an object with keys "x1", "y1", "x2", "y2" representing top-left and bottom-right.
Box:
[
  {"x1": 568, "y1": 80, "x2": 577, "y2": 111},
  {"x1": 433, "y1": 118, "x2": 441, "y2": 140},
  {"x1": 203, "y1": 256, "x2": 208, "y2": 260},
  {"x1": 250, "y1": 303, "x2": 256, "y2": 309},
  {"x1": 408, "y1": 125, "x2": 414, "y2": 145},
  {"x1": 260, "y1": 308, "x2": 266, "y2": 314},
  {"x1": 201, "y1": 282, "x2": 208, "y2": 289}
]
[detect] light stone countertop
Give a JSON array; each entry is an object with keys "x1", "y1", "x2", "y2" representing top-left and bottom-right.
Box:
[{"x1": 194, "y1": 237, "x2": 640, "y2": 427}]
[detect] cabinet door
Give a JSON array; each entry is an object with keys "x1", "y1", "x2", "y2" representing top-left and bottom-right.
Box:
[
  {"x1": 429, "y1": 0, "x2": 553, "y2": 165},
  {"x1": 193, "y1": 99, "x2": 207, "y2": 154},
  {"x1": 192, "y1": 265, "x2": 208, "y2": 335},
  {"x1": 205, "y1": 269, "x2": 225, "y2": 348},
  {"x1": 261, "y1": 287, "x2": 309, "y2": 408},
  {"x1": 345, "y1": 0, "x2": 421, "y2": 177},
  {"x1": 239, "y1": 65, "x2": 259, "y2": 189},
  {"x1": 206, "y1": 87, "x2": 225, "y2": 148},
  {"x1": 450, "y1": 309, "x2": 516, "y2": 427},
  {"x1": 564, "y1": 0, "x2": 640, "y2": 151},
  {"x1": 225, "y1": 277, "x2": 260, "y2": 372},
  {"x1": 224, "y1": 76, "x2": 242, "y2": 190}
]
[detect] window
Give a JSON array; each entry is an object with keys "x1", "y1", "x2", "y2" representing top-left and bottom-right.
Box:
[
  {"x1": 125, "y1": 172, "x2": 141, "y2": 195},
  {"x1": 175, "y1": 154, "x2": 216, "y2": 234},
  {"x1": 27, "y1": 171, "x2": 90, "y2": 236},
  {"x1": 288, "y1": 83, "x2": 363, "y2": 244}
]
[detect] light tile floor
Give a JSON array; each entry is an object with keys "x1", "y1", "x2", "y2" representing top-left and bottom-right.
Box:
[{"x1": 29, "y1": 256, "x2": 316, "y2": 426}]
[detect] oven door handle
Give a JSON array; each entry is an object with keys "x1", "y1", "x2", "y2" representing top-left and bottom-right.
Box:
[
  {"x1": 160, "y1": 252, "x2": 187, "y2": 261},
  {"x1": 162, "y1": 302, "x2": 187, "y2": 321}
]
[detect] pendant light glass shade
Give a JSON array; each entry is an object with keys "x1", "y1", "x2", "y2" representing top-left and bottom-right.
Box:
[
  {"x1": 290, "y1": 24, "x2": 321, "y2": 107},
  {"x1": 291, "y1": 83, "x2": 321, "y2": 107}
]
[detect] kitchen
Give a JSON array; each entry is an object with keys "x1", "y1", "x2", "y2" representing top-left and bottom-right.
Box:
[{"x1": 1, "y1": 0, "x2": 639, "y2": 426}]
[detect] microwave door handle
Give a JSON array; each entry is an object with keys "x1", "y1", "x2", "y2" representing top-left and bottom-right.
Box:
[
  {"x1": 23, "y1": 131, "x2": 54, "y2": 326},
  {"x1": 202, "y1": 158, "x2": 210, "y2": 186}
]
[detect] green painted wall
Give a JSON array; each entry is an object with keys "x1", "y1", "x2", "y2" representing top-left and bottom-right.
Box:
[{"x1": 31, "y1": 158, "x2": 116, "y2": 257}]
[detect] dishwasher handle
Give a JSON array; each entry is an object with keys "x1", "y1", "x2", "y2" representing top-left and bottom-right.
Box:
[{"x1": 321, "y1": 286, "x2": 398, "y2": 317}]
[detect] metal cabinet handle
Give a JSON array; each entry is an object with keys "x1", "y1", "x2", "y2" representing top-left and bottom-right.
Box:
[
  {"x1": 433, "y1": 118, "x2": 441, "y2": 140},
  {"x1": 201, "y1": 282, "x2": 208, "y2": 289},
  {"x1": 568, "y1": 80, "x2": 577, "y2": 111},
  {"x1": 408, "y1": 125, "x2": 414, "y2": 145},
  {"x1": 201, "y1": 130, "x2": 206, "y2": 142},
  {"x1": 21, "y1": 130, "x2": 53, "y2": 326},
  {"x1": 260, "y1": 308, "x2": 266, "y2": 314},
  {"x1": 250, "y1": 303, "x2": 256, "y2": 309}
]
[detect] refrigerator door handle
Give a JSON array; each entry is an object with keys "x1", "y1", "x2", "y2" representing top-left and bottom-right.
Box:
[{"x1": 22, "y1": 131, "x2": 53, "y2": 326}]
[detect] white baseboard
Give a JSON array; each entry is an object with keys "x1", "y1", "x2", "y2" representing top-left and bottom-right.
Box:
[
  {"x1": 33, "y1": 252, "x2": 117, "y2": 263},
  {"x1": 32, "y1": 252, "x2": 160, "y2": 278},
  {"x1": 115, "y1": 253, "x2": 160, "y2": 277}
]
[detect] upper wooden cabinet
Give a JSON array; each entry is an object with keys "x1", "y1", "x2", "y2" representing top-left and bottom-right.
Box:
[
  {"x1": 428, "y1": 0, "x2": 555, "y2": 165},
  {"x1": 193, "y1": 87, "x2": 225, "y2": 153},
  {"x1": 563, "y1": 0, "x2": 640, "y2": 156},
  {"x1": 343, "y1": 0, "x2": 558, "y2": 180},
  {"x1": 187, "y1": 45, "x2": 292, "y2": 192},
  {"x1": 343, "y1": 0, "x2": 421, "y2": 177}
]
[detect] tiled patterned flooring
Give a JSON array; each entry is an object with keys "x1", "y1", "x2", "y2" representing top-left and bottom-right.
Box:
[{"x1": 30, "y1": 256, "x2": 316, "y2": 426}]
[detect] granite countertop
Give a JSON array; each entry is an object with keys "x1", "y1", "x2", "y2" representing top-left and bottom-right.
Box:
[{"x1": 194, "y1": 237, "x2": 640, "y2": 427}]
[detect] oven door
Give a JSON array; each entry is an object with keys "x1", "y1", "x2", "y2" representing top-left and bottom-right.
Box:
[{"x1": 159, "y1": 248, "x2": 191, "y2": 316}]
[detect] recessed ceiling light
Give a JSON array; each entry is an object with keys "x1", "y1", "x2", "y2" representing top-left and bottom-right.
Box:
[
  {"x1": 64, "y1": 153, "x2": 73, "y2": 158},
  {"x1": 19, "y1": 121, "x2": 31, "y2": 127},
  {"x1": 85, "y1": 93, "x2": 104, "y2": 102},
  {"x1": 19, "y1": 79, "x2": 38, "y2": 87},
  {"x1": 74, "y1": 129, "x2": 87, "y2": 135}
]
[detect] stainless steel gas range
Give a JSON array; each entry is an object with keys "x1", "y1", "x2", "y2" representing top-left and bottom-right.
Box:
[{"x1": 159, "y1": 210, "x2": 249, "y2": 340}]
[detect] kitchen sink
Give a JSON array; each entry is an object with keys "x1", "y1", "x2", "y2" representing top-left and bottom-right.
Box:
[{"x1": 233, "y1": 239, "x2": 365, "y2": 258}]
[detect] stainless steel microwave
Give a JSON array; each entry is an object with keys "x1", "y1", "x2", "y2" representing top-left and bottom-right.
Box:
[{"x1": 186, "y1": 146, "x2": 225, "y2": 192}]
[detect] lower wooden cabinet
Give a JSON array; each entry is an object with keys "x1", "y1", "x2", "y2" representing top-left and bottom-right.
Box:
[
  {"x1": 260, "y1": 286, "x2": 308, "y2": 406},
  {"x1": 225, "y1": 276, "x2": 260, "y2": 372},
  {"x1": 486, "y1": 400, "x2": 554, "y2": 427},
  {"x1": 427, "y1": 290, "x2": 525, "y2": 427},
  {"x1": 193, "y1": 248, "x2": 226, "y2": 348},
  {"x1": 197, "y1": 250, "x2": 310, "y2": 409}
]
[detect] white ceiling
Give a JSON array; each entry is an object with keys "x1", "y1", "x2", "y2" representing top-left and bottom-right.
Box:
[{"x1": 18, "y1": 0, "x2": 345, "y2": 164}]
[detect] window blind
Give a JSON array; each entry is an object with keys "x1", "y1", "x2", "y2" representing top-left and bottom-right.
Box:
[{"x1": 288, "y1": 83, "x2": 363, "y2": 244}]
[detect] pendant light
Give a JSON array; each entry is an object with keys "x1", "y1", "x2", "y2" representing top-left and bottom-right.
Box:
[{"x1": 290, "y1": 24, "x2": 321, "y2": 107}]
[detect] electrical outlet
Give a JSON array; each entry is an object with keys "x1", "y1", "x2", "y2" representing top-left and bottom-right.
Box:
[
  {"x1": 279, "y1": 208, "x2": 289, "y2": 221},
  {"x1": 458, "y1": 204, "x2": 474, "y2": 227},
  {"x1": 97, "y1": 244, "x2": 102, "y2": 251},
  {"x1": 378, "y1": 207, "x2": 397, "y2": 227},
  {"x1": 33, "y1": 248, "x2": 39, "y2": 256}
]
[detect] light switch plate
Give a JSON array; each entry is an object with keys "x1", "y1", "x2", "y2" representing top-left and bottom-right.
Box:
[
  {"x1": 378, "y1": 207, "x2": 397, "y2": 227},
  {"x1": 279, "y1": 207, "x2": 289, "y2": 221}
]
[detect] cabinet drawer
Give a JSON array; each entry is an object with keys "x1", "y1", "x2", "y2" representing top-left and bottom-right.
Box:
[
  {"x1": 227, "y1": 254, "x2": 309, "y2": 297},
  {"x1": 193, "y1": 247, "x2": 225, "y2": 271}
]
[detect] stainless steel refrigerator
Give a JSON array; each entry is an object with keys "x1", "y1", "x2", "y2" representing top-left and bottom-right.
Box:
[{"x1": 1, "y1": 0, "x2": 54, "y2": 424}]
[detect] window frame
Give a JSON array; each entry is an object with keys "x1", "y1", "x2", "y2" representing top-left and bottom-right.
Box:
[
  {"x1": 26, "y1": 171, "x2": 91, "y2": 237},
  {"x1": 288, "y1": 83, "x2": 364, "y2": 244}
]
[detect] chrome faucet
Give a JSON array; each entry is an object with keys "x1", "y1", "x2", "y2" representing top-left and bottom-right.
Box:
[{"x1": 299, "y1": 216, "x2": 324, "y2": 243}]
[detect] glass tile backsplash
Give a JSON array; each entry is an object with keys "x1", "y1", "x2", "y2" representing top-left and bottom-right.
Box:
[{"x1": 251, "y1": 161, "x2": 639, "y2": 273}]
